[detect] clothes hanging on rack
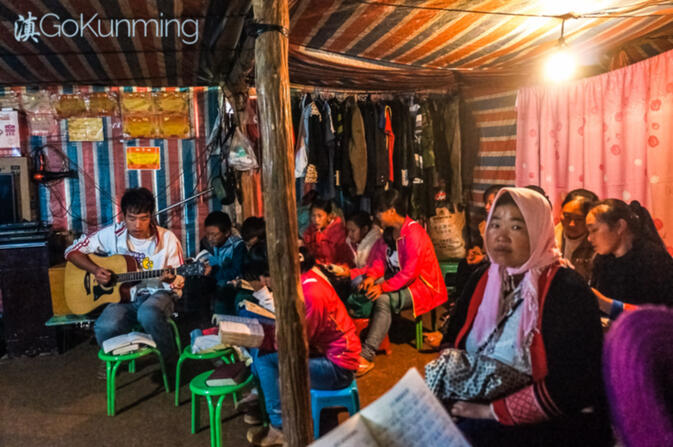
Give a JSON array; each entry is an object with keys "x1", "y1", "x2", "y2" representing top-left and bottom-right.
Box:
[
  {"x1": 288, "y1": 89, "x2": 464, "y2": 224},
  {"x1": 346, "y1": 96, "x2": 366, "y2": 195}
]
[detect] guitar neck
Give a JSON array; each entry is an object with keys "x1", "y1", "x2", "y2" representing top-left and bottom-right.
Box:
[{"x1": 117, "y1": 267, "x2": 175, "y2": 283}]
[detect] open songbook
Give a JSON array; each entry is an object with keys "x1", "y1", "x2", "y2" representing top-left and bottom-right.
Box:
[{"x1": 310, "y1": 368, "x2": 470, "y2": 447}]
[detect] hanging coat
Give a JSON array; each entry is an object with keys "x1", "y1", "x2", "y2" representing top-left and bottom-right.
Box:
[{"x1": 349, "y1": 99, "x2": 368, "y2": 196}]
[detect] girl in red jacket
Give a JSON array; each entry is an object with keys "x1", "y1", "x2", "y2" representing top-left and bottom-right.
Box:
[{"x1": 302, "y1": 198, "x2": 353, "y2": 266}]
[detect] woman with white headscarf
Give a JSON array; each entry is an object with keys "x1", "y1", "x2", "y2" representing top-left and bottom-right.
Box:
[{"x1": 428, "y1": 188, "x2": 611, "y2": 446}]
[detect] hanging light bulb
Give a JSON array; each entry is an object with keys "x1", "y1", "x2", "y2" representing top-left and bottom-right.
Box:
[{"x1": 545, "y1": 18, "x2": 576, "y2": 82}]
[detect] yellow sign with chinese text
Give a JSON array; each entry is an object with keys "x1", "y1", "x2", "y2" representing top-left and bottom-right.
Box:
[{"x1": 126, "y1": 146, "x2": 161, "y2": 170}]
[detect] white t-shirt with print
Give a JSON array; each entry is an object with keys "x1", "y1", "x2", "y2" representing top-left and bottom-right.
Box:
[{"x1": 65, "y1": 222, "x2": 184, "y2": 300}]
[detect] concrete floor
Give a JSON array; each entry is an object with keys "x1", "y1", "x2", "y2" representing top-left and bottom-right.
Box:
[{"x1": 0, "y1": 311, "x2": 438, "y2": 447}]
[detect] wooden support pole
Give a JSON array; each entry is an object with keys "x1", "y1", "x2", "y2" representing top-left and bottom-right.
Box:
[{"x1": 251, "y1": 0, "x2": 312, "y2": 445}]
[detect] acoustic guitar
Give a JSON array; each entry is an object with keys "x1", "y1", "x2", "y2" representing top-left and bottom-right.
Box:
[{"x1": 64, "y1": 254, "x2": 205, "y2": 315}]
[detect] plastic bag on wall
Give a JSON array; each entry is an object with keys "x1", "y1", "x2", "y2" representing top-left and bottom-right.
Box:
[
  {"x1": 54, "y1": 94, "x2": 87, "y2": 119},
  {"x1": 157, "y1": 91, "x2": 189, "y2": 114},
  {"x1": 228, "y1": 128, "x2": 258, "y2": 171},
  {"x1": 123, "y1": 115, "x2": 158, "y2": 139},
  {"x1": 88, "y1": 91, "x2": 119, "y2": 116},
  {"x1": 22, "y1": 91, "x2": 52, "y2": 113},
  {"x1": 0, "y1": 91, "x2": 20, "y2": 109},
  {"x1": 158, "y1": 113, "x2": 191, "y2": 138},
  {"x1": 27, "y1": 113, "x2": 58, "y2": 136},
  {"x1": 22, "y1": 91, "x2": 57, "y2": 136},
  {"x1": 121, "y1": 92, "x2": 155, "y2": 114}
]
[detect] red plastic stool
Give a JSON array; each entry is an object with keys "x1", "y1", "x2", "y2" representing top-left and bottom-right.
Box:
[{"x1": 352, "y1": 318, "x2": 391, "y2": 355}]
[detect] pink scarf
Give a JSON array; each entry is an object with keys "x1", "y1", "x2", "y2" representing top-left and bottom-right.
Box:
[{"x1": 470, "y1": 187, "x2": 561, "y2": 350}]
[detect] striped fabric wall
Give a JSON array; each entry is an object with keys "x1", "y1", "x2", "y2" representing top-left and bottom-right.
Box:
[
  {"x1": 463, "y1": 89, "x2": 517, "y2": 223},
  {"x1": 0, "y1": 85, "x2": 221, "y2": 258}
]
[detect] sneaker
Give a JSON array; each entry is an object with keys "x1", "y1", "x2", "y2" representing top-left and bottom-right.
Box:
[
  {"x1": 247, "y1": 425, "x2": 286, "y2": 446},
  {"x1": 236, "y1": 389, "x2": 259, "y2": 411},
  {"x1": 355, "y1": 355, "x2": 374, "y2": 377},
  {"x1": 243, "y1": 411, "x2": 262, "y2": 425},
  {"x1": 423, "y1": 331, "x2": 443, "y2": 350}
]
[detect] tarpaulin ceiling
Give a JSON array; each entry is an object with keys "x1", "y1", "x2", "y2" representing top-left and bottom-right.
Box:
[
  {"x1": 0, "y1": 0, "x2": 247, "y2": 86},
  {"x1": 1, "y1": 0, "x2": 673, "y2": 89},
  {"x1": 287, "y1": 0, "x2": 673, "y2": 89}
]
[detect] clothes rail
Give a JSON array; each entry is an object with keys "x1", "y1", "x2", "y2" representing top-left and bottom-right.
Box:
[{"x1": 289, "y1": 83, "x2": 454, "y2": 97}]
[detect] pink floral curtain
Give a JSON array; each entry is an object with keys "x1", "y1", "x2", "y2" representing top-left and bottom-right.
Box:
[{"x1": 516, "y1": 49, "x2": 673, "y2": 252}]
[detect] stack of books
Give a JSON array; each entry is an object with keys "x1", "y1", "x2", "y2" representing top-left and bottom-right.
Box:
[
  {"x1": 102, "y1": 332, "x2": 156, "y2": 355},
  {"x1": 218, "y1": 315, "x2": 265, "y2": 348}
]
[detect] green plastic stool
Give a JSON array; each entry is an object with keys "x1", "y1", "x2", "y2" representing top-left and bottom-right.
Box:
[
  {"x1": 415, "y1": 308, "x2": 437, "y2": 351},
  {"x1": 98, "y1": 347, "x2": 170, "y2": 416},
  {"x1": 168, "y1": 318, "x2": 182, "y2": 354},
  {"x1": 175, "y1": 346, "x2": 236, "y2": 406},
  {"x1": 190, "y1": 369, "x2": 255, "y2": 447}
]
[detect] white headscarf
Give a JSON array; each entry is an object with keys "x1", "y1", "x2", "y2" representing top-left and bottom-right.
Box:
[{"x1": 470, "y1": 187, "x2": 561, "y2": 349}]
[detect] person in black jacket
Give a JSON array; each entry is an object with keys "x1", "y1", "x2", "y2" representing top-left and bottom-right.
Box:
[
  {"x1": 439, "y1": 187, "x2": 610, "y2": 447},
  {"x1": 587, "y1": 199, "x2": 673, "y2": 319}
]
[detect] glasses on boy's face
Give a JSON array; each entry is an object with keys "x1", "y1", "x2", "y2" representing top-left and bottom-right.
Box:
[{"x1": 562, "y1": 213, "x2": 585, "y2": 223}]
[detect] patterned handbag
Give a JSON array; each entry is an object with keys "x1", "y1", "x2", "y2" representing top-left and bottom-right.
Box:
[{"x1": 424, "y1": 296, "x2": 531, "y2": 402}]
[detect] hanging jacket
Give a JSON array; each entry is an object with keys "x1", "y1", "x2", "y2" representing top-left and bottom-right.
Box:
[
  {"x1": 420, "y1": 101, "x2": 436, "y2": 169},
  {"x1": 409, "y1": 100, "x2": 426, "y2": 219},
  {"x1": 329, "y1": 98, "x2": 345, "y2": 190},
  {"x1": 349, "y1": 99, "x2": 367, "y2": 195},
  {"x1": 294, "y1": 96, "x2": 310, "y2": 178},
  {"x1": 340, "y1": 97, "x2": 356, "y2": 194},
  {"x1": 384, "y1": 105, "x2": 395, "y2": 182},
  {"x1": 316, "y1": 98, "x2": 336, "y2": 200},
  {"x1": 390, "y1": 99, "x2": 411, "y2": 188},
  {"x1": 360, "y1": 99, "x2": 378, "y2": 196},
  {"x1": 443, "y1": 95, "x2": 462, "y2": 202},
  {"x1": 374, "y1": 102, "x2": 389, "y2": 188},
  {"x1": 302, "y1": 216, "x2": 354, "y2": 266},
  {"x1": 305, "y1": 98, "x2": 323, "y2": 184},
  {"x1": 432, "y1": 97, "x2": 463, "y2": 203}
]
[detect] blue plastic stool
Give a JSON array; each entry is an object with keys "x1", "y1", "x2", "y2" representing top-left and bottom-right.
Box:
[{"x1": 310, "y1": 380, "x2": 360, "y2": 439}]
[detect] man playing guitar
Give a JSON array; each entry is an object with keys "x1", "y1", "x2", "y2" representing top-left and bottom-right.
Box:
[{"x1": 65, "y1": 187, "x2": 185, "y2": 364}]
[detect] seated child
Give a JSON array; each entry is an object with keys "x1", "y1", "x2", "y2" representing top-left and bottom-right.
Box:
[{"x1": 202, "y1": 211, "x2": 246, "y2": 315}]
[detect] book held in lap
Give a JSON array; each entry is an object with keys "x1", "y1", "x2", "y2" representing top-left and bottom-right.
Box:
[{"x1": 310, "y1": 368, "x2": 470, "y2": 447}]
